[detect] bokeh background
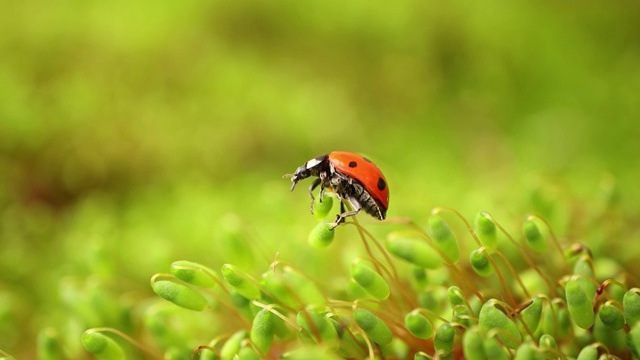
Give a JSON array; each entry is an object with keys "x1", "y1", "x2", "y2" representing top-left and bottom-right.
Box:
[{"x1": 2, "y1": 1, "x2": 640, "y2": 358}]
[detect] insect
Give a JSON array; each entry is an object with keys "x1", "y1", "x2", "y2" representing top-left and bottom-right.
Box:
[{"x1": 284, "y1": 151, "x2": 389, "y2": 229}]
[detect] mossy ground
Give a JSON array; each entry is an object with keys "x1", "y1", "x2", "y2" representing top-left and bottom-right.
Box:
[{"x1": 1, "y1": 1, "x2": 640, "y2": 358}]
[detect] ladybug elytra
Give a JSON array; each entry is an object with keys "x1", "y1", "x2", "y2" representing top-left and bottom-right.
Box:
[{"x1": 285, "y1": 151, "x2": 389, "y2": 229}]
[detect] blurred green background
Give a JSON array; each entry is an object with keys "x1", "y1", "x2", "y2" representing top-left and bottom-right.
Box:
[{"x1": 1, "y1": 0, "x2": 640, "y2": 357}]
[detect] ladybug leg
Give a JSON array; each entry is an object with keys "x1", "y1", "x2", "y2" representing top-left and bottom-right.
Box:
[
  {"x1": 331, "y1": 198, "x2": 361, "y2": 230},
  {"x1": 307, "y1": 178, "x2": 322, "y2": 214}
]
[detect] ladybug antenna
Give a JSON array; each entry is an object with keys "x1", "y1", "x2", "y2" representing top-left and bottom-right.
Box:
[{"x1": 282, "y1": 173, "x2": 300, "y2": 191}]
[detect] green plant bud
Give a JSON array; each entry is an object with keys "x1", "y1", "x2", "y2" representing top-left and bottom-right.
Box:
[
  {"x1": 462, "y1": 327, "x2": 486, "y2": 360},
  {"x1": 475, "y1": 211, "x2": 498, "y2": 250},
  {"x1": 630, "y1": 322, "x2": 640, "y2": 358},
  {"x1": 470, "y1": 249, "x2": 494, "y2": 277},
  {"x1": 308, "y1": 222, "x2": 335, "y2": 248},
  {"x1": 427, "y1": 215, "x2": 460, "y2": 263},
  {"x1": 385, "y1": 234, "x2": 441, "y2": 269},
  {"x1": 354, "y1": 308, "x2": 392, "y2": 346},
  {"x1": 165, "y1": 347, "x2": 191, "y2": 360},
  {"x1": 483, "y1": 336, "x2": 510, "y2": 360},
  {"x1": 220, "y1": 330, "x2": 247, "y2": 360},
  {"x1": 81, "y1": 331, "x2": 124, "y2": 360},
  {"x1": 296, "y1": 310, "x2": 339, "y2": 348},
  {"x1": 434, "y1": 322, "x2": 455, "y2": 356},
  {"x1": 573, "y1": 256, "x2": 597, "y2": 300},
  {"x1": 229, "y1": 289, "x2": 254, "y2": 319},
  {"x1": 170, "y1": 260, "x2": 216, "y2": 288},
  {"x1": 576, "y1": 344, "x2": 598, "y2": 360},
  {"x1": 351, "y1": 260, "x2": 390, "y2": 300},
  {"x1": 565, "y1": 279, "x2": 595, "y2": 329},
  {"x1": 414, "y1": 352, "x2": 429, "y2": 360},
  {"x1": 599, "y1": 302, "x2": 625, "y2": 330},
  {"x1": 221, "y1": 264, "x2": 260, "y2": 300},
  {"x1": 259, "y1": 270, "x2": 299, "y2": 309},
  {"x1": 37, "y1": 327, "x2": 62, "y2": 360},
  {"x1": 197, "y1": 347, "x2": 217, "y2": 360},
  {"x1": 163, "y1": 346, "x2": 191, "y2": 360},
  {"x1": 478, "y1": 301, "x2": 522, "y2": 349},
  {"x1": 513, "y1": 342, "x2": 544, "y2": 360},
  {"x1": 152, "y1": 280, "x2": 208, "y2": 311},
  {"x1": 237, "y1": 347, "x2": 261, "y2": 360},
  {"x1": 281, "y1": 346, "x2": 342, "y2": 360},
  {"x1": 251, "y1": 308, "x2": 275, "y2": 353},
  {"x1": 417, "y1": 290, "x2": 437, "y2": 310},
  {"x1": 518, "y1": 297, "x2": 543, "y2": 335},
  {"x1": 453, "y1": 305, "x2": 473, "y2": 328},
  {"x1": 593, "y1": 311, "x2": 626, "y2": 351},
  {"x1": 282, "y1": 266, "x2": 325, "y2": 306},
  {"x1": 539, "y1": 302, "x2": 571, "y2": 340},
  {"x1": 538, "y1": 334, "x2": 557, "y2": 358},
  {"x1": 313, "y1": 195, "x2": 334, "y2": 220},
  {"x1": 624, "y1": 290, "x2": 640, "y2": 327},
  {"x1": 412, "y1": 266, "x2": 428, "y2": 287},
  {"x1": 404, "y1": 311, "x2": 433, "y2": 339},
  {"x1": 447, "y1": 286, "x2": 465, "y2": 307},
  {"x1": 522, "y1": 219, "x2": 546, "y2": 254}
]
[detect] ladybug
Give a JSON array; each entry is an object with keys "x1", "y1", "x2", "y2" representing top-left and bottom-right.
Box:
[{"x1": 285, "y1": 151, "x2": 389, "y2": 229}]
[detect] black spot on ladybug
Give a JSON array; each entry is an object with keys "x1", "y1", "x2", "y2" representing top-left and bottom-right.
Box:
[
  {"x1": 363, "y1": 157, "x2": 372, "y2": 163},
  {"x1": 348, "y1": 161, "x2": 358, "y2": 168},
  {"x1": 377, "y1": 178, "x2": 386, "y2": 191}
]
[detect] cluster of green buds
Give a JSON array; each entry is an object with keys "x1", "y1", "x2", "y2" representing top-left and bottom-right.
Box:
[{"x1": 80, "y1": 207, "x2": 640, "y2": 359}]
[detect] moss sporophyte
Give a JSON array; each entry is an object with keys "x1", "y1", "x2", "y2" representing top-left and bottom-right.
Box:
[{"x1": 73, "y1": 199, "x2": 640, "y2": 359}]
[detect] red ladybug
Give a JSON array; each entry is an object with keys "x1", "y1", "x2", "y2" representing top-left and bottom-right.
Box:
[{"x1": 285, "y1": 151, "x2": 389, "y2": 228}]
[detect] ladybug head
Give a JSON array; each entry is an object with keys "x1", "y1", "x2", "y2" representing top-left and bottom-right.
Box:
[
  {"x1": 285, "y1": 165, "x2": 311, "y2": 191},
  {"x1": 283, "y1": 154, "x2": 330, "y2": 192}
]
